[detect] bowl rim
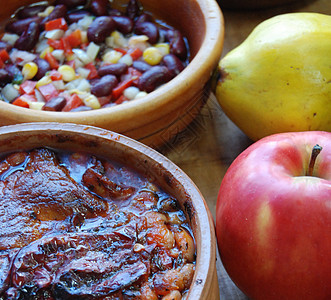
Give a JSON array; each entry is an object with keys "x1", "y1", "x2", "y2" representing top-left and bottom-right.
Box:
[
  {"x1": 0, "y1": 0, "x2": 224, "y2": 131},
  {"x1": 0, "y1": 122, "x2": 218, "y2": 298}
]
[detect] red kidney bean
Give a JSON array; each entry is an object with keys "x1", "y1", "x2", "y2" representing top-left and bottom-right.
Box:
[
  {"x1": 5, "y1": 64, "x2": 20, "y2": 80},
  {"x1": 126, "y1": 0, "x2": 141, "y2": 20},
  {"x1": 14, "y1": 21, "x2": 40, "y2": 51},
  {"x1": 5, "y1": 16, "x2": 42, "y2": 35},
  {"x1": 41, "y1": 5, "x2": 67, "y2": 26},
  {"x1": 167, "y1": 30, "x2": 187, "y2": 60},
  {"x1": 108, "y1": 9, "x2": 122, "y2": 16},
  {"x1": 134, "y1": 22, "x2": 159, "y2": 44},
  {"x1": 16, "y1": 4, "x2": 47, "y2": 19},
  {"x1": 90, "y1": 0, "x2": 109, "y2": 16},
  {"x1": 132, "y1": 61, "x2": 151, "y2": 73},
  {"x1": 91, "y1": 75, "x2": 118, "y2": 97},
  {"x1": 0, "y1": 70, "x2": 12, "y2": 87},
  {"x1": 42, "y1": 96, "x2": 67, "y2": 111},
  {"x1": 138, "y1": 66, "x2": 171, "y2": 93},
  {"x1": 66, "y1": 10, "x2": 90, "y2": 24},
  {"x1": 98, "y1": 63, "x2": 128, "y2": 77},
  {"x1": 135, "y1": 13, "x2": 153, "y2": 24},
  {"x1": 112, "y1": 16, "x2": 134, "y2": 34},
  {"x1": 55, "y1": 0, "x2": 87, "y2": 9},
  {"x1": 162, "y1": 54, "x2": 184, "y2": 78},
  {"x1": 33, "y1": 58, "x2": 51, "y2": 80},
  {"x1": 87, "y1": 16, "x2": 116, "y2": 44}
]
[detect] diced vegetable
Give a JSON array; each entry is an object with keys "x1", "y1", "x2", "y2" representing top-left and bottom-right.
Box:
[
  {"x1": 38, "y1": 83, "x2": 59, "y2": 102},
  {"x1": 58, "y1": 65, "x2": 76, "y2": 82},
  {"x1": 62, "y1": 93, "x2": 82, "y2": 112},
  {"x1": 2, "y1": 84, "x2": 20, "y2": 102},
  {"x1": 112, "y1": 78, "x2": 135, "y2": 99},
  {"x1": 19, "y1": 80, "x2": 37, "y2": 95},
  {"x1": 143, "y1": 47, "x2": 163, "y2": 65},
  {"x1": 22, "y1": 62, "x2": 38, "y2": 80},
  {"x1": 45, "y1": 18, "x2": 68, "y2": 32},
  {"x1": 45, "y1": 52, "x2": 59, "y2": 69},
  {"x1": 12, "y1": 97, "x2": 29, "y2": 108},
  {"x1": 0, "y1": 49, "x2": 10, "y2": 62}
]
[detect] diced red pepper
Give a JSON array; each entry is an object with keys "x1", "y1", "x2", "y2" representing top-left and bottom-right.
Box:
[
  {"x1": 62, "y1": 93, "x2": 83, "y2": 112},
  {"x1": 85, "y1": 62, "x2": 99, "y2": 80},
  {"x1": 45, "y1": 52, "x2": 59, "y2": 70},
  {"x1": 114, "y1": 95, "x2": 129, "y2": 105},
  {"x1": 128, "y1": 48, "x2": 143, "y2": 60},
  {"x1": 0, "y1": 58, "x2": 4, "y2": 69},
  {"x1": 112, "y1": 78, "x2": 134, "y2": 99},
  {"x1": 98, "y1": 95, "x2": 112, "y2": 107},
  {"x1": 64, "y1": 29, "x2": 82, "y2": 48},
  {"x1": 126, "y1": 67, "x2": 142, "y2": 86},
  {"x1": 19, "y1": 80, "x2": 37, "y2": 95},
  {"x1": 47, "y1": 39, "x2": 64, "y2": 50},
  {"x1": 49, "y1": 70, "x2": 63, "y2": 81},
  {"x1": 0, "y1": 49, "x2": 10, "y2": 62},
  {"x1": 114, "y1": 48, "x2": 127, "y2": 55},
  {"x1": 19, "y1": 94, "x2": 37, "y2": 102},
  {"x1": 45, "y1": 18, "x2": 68, "y2": 31},
  {"x1": 12, "y1": 97, "x2": 30, "y2": 108},
  {"x1": 61, "y1": 37, "x2": 73, "y2": 55},
  {"x1": 38, "y1": 83, "x2": 59, "y2": 102}
]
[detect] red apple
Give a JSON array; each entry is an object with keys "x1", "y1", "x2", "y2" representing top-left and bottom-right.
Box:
[{"x1": 216, "y1": 131, "x2": 331, "y2": 300}]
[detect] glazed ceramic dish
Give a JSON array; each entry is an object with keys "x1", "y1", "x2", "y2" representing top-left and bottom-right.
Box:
[
  {"x1": 0, "y1": 122, "x2": 220, "y2": 299},
  {"x1": 0, "y1": 0, "x2": 224, "y2": 148}
]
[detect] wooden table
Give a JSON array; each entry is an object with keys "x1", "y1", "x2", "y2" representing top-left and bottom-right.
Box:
[{"x1": 158, "y1": 0, "x2": 331, "y2": 298}]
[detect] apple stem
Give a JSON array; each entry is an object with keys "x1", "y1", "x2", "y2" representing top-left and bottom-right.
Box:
[{"x1": 306, "y1": 144, "x2": 323, "y2": 176}]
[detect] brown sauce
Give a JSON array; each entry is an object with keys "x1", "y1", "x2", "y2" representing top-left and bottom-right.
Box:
[{"x1": 0, "y1": 148, "x2": 195, "y2": 299}]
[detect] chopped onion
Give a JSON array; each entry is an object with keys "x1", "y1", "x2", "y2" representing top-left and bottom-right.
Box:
[
  {"x1": 76, "y1": 67, "x2": 91, "y2": 79},
  {"x1": 77, "y1": 16, "x2": 94, "y2": 30},
  {"x1": 72, "y1": 49, "x2": 91, "y2": 65},
  {"x1": 45, "y1": 29, "x2": 64, "y2": 40},
  {"x1": 35, "y1": 89, "x2": 45, "y2": 103},
  {"x1": 1, "y1": 33, "x2": 19, "y2": 46},
  {"x1": 86, "y1": 42, "x2": 100, "y2": 61},
  {"x1": 119, "y1": 54, "x2": 133, "y2": 66},
  {"x1": 10, "y1": 49, "x2": 36, "y2": 66},
  {"x1": 1, "y1": 84, "x2": 20, "y2": 102},
  {"x1": 52, "y1": 80, "x2": 65, "y2": 91},
  {"x1": 51, "y1": 49, "x2": 65, "y2": 63}
]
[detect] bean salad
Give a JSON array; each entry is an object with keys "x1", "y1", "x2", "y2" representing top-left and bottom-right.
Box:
[{"x1": 0, "y1": 0, "x2": 189, "y2": 111}]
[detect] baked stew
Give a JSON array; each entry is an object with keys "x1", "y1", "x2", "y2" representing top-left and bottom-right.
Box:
[{"x1": 0, "y1": 148, "x2": 195, "y2": 299}]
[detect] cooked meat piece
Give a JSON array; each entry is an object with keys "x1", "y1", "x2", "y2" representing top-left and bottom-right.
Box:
[{"x1": 0, "y1": 148, "x2": 108, "y2": 250}]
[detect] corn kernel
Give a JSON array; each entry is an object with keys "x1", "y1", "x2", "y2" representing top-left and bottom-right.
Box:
[
  {"x1": 143, "y1": 47, "x2": 163, "y2": 65},
  {"x1": 22, "y1": 62, "x2": 38, "y2": 80},
  {"x1": 36, "y1": 76, "x2": 52, "y2": 89},
  {"x1": 83, "y1": 94, "x2": 101, "y2": 109},
  {"x1": 155, "y1": 43, "x2": 170, "y2": 56},
  {"x1": 38, "y1": 6, "x2": 54, "y2": 17},
  {"x1": 103, "y1": 50, "x2": 123, "y2": 64},
  {"x1": 40, "y1": 46, "x2": 54, "y2": 59},
  {"x1": 58, "y1": 65, "x2": 76, "y2": 82}
]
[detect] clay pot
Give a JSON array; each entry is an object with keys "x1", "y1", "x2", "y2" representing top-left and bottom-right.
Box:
[
  {"x1": 0, "y1": 122, "x2": 220, "y2": 299},
  {"x1": 0, "y1": 0, "x2": 224, "y2": 148}
]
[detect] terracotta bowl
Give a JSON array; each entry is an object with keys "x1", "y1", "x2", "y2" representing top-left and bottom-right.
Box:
[
  {"x1": 0, "y1": 0, "x2": 224, "y2": 148},
  {"x1": 0, "y1": 122, "x2": 220, "y2": 299}
]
